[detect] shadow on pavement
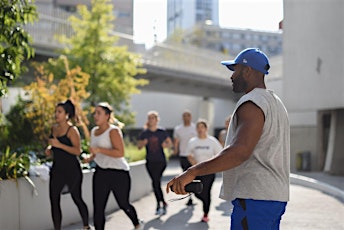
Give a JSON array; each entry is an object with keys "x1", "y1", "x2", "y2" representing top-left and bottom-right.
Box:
[
  {"x1": 143, "y1": 206, "x2": 210, "y2": 230},
  {"x1": 215, "y1": 200, "x2": 232, "y2": 217}
]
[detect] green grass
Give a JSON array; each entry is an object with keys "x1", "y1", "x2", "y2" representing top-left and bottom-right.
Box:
[
  {"x1": 124, "y1": 142, "x2": 146, "y2": 162},
  {"x1": 124, "y1": 142, "x2": 172, "y2": 163}
]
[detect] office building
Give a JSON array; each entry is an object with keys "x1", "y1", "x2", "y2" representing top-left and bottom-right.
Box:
[
  {"x1": 183, "y1": 23, "x2": 282, "y2": 57},
  {"x1": 167, "y1": 0, "x2": 219, "y2": 36}
]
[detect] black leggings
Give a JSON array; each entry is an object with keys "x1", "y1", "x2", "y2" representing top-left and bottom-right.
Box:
[
  {"x1": 49, "y1": 169, "x2": 89, "y2": 230},
  {"x1": 93, "y1": 166, "x2": 139, "y2": 230},
  {"x1": 194, "y1": 174, "x2": 215, "y2": 214},
  {"x1": 146, "y1": 161, "x2": 167, "y2": 206},
  {"x1": 179, "y1": 156, "x2": 192, "y2": 171}
]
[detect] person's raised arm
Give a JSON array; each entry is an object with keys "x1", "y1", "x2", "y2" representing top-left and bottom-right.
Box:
[
  {"x1": 173, "y1": 137, "x2": 180, "y2": 155},
  {"x1": 137, "y1": 138, "x2": 148, "y2": 150},
  {"x1": 162, "y1": 136, "x2": 173, "y2": 149}
]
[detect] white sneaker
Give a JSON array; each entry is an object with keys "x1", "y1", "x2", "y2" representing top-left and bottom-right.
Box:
[
  {"x1": 135, "y1": 219, "x2": 144, "y2": 230},
  {"x1": 161, "y1": 205, "x2": 167, "y2": 215},
  {"x1": 155, "y1": 207, "x2": 166, "y2": 216},
  {"x1": 155, "y1": 207, "x2": 161, "y2": 215}
]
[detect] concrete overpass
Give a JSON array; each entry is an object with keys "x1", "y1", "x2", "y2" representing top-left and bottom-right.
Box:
[
  {"x1": 26, "y1": 9, "x2": 282, "y2": 102},
  {"x1": 27, "y1": 13, "x2": 235, "y2": 100},
  {"x1": 20, "y1": 6, "x2": 282, "y2": 134}
]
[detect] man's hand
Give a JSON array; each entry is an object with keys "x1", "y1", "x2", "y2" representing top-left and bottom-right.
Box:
[{"x1": 166, "y1": 169, "x2": 196, "y2": 195}]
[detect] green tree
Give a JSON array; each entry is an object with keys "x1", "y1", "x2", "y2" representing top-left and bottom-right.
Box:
[
  {"x1": 166, "y1": 28, "x2": 186, "y2": 44},
  {"x1": 4, "y1": 97, "x2": 34, "y2": 149},
  {"x1": 0, "y1": 0, "x2": 37, "y2": 97},
  {"x1": 24, "y1": 56, "x2": 90, "y2": 146},
  {"x1": 54, "y1": 0, "x2": 147, "y2": 125}
]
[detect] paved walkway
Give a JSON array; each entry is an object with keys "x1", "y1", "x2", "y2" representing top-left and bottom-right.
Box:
[{"x1": 64, "y1": 159, "x2": 344, "y2": 230}]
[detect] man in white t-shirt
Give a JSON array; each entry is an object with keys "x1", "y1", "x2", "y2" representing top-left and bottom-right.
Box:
[{"x1": 173, "y1": 110, "x2": 197, "y2": 206}]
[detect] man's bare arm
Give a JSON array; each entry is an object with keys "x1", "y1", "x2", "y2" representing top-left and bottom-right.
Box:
[{"x1": 167, "y1": 101, "x2": 265, "y2": 194}]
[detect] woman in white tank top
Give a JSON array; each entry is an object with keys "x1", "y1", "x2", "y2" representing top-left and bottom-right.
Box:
[{"x1": 84, "y1": 102, "x2": 144, "y2": 230}]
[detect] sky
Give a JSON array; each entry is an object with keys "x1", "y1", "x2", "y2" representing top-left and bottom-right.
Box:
[
  {"x1": 134, "y1": 0, "x2": 167, "y2": 47},
  {"x1": 134, "y1": 0, "x2": 284, "y2": 47},
  {"x1": 219, "y1": 0, "x2": 283, "y2": 31}
]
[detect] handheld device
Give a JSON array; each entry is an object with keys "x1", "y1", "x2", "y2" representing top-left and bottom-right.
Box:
[{"x1": 170, "y1": 180, "x2": 203, "y2": 194}]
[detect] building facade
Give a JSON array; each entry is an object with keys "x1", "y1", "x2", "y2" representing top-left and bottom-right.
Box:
[
  {"x1": 167, "y1": 0, "x2": 219, "y2": 37},
  {"x1": 36, "y1": 0, "x2": 134, "y2": 35},
  {"x1": 283, "y1": 0, "x2": 344, "y2": 174},
  {"x1": 184, "y1": 24, "x2": 283, "y2": 57}
]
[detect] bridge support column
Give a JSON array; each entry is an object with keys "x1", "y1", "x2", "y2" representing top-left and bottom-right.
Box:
[
  {"x1": 199, "y1": 97, "x2": 215, "y2": 135},
  {"x1": 323, "y1": 109, "x2": 344, "y2": 175}
]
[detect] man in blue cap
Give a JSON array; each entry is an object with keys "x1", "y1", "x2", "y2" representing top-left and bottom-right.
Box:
[{"x1": 167, "y1": 48, "x2": 290, "y2": 229}]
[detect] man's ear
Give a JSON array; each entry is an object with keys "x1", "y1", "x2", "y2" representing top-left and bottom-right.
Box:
[{"x1": 244, "y1": 66, "x2": 252, "y2": 77}]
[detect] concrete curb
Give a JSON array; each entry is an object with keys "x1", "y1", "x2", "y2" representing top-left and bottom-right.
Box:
[{"x1": 290, "y1": 173, "x2": 344, "y2": 202}]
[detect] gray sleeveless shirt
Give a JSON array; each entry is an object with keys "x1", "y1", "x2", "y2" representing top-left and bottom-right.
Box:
[{"x1": 220, "y1": 88, "x2": 290, "y2": 202}]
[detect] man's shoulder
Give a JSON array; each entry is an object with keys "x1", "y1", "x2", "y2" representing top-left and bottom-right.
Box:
[
  {"x1": 188, "y1": 136, "x2": 198, "y2": 143},
  {"x1": 208, "y1": 135, "x2": 218, "y2": 141},
  {"x1": 174, "y1": 124, "x2": 185, "y2": 132},
  {"x1": 174, "y1": 124, "x2": 183, "y2": 129},
  {"x1": 237, "y1": 88, "x2": 271, "y2": 107}
]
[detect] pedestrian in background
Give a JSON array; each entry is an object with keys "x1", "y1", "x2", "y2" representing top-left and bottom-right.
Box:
[
  {"x1": 218, "y1": 115, "x2": 231, "y2": 147},
  {"x1": 167, "y1": 48, "x2": 290, "y2": 229},
  {"x1": 45, "y1": 99, "x2": 90, "y2": 230},
  {"x1": 137, "y1": 110, "x2": 172, "y2": 215},
  {"x1": 186, "y1": 119, "x2": 223, "y2": 223},
  {"x1": 84, "y1": 102, "x2": 144, "y2": 230},
  {"x1": 173, "y1": 110, "x2": 197, "y2": 206}
]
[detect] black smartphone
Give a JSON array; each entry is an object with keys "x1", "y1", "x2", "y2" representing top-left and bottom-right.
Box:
[{"x1": 171, "y1": 180, "x2": 203, "y2": 194}]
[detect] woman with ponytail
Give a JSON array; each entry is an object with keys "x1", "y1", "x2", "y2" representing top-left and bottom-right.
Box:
[{"x1": 45, "y1": 99, "x2": 90, "y2": 230}]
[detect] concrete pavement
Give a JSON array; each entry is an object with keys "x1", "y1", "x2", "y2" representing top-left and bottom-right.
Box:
[{"x1": 63, "y1": 159, "x2": 344, "y2": 230}]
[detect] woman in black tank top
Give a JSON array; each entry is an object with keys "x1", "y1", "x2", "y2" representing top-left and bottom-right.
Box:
[{"x1": 45, "y1": 100, "x2": 90, "y2": 230}]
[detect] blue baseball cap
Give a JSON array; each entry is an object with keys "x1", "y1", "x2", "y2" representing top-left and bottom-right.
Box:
[{"x1": 221, "y1": 48, "x2": 270, "y2": 75}]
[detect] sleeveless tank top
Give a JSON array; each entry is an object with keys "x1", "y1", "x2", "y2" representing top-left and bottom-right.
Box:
[
  {"x1": 220, "y1": 88, "x2": 290, "y2": 202},
  {"x1": 90, "y1": 125, "x2": 130, "y2": 171},
  {"x1": 50, "y1": 126, "x2": 81, "y2": 173}
]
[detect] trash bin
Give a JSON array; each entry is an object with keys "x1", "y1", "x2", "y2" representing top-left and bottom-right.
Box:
[{"x1": 296, "y1": 151, "x2": 311, "y2": 171}]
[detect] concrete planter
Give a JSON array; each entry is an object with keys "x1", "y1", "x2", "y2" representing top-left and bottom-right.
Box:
[{"x1": 0, "y1": 160, "x2": 151, "y2": 230}]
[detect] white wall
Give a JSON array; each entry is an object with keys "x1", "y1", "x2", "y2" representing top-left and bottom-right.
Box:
[
  {"x1": 129, "y1": 91, "x2": 236, "y2": 130},
  {"x1": 1, "y1": 87, "x2": 29, "y2": 114},
  {"x1": 0, "y1": 161, "x2": 151, "y2": 230},
  {"x1": 283, "y1": 0, "x2": 344, "y2": 112},
  {"x1": 266, "y1": 77, "x2": 318, "y2": 126},
  {"x1": 282, "y1": 0, "x2": 344, "y2": 172}
]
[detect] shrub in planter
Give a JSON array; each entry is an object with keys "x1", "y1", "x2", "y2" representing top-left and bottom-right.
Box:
[
  {"x1": 0, "y1": 147, "x2": 30, "y2": 180},
  {"x1": 0, "y1": 147, "x2": 37, "y2": 194},
  {"x1": 2, "y1": 97, "x2": 36, "y2": 150}
]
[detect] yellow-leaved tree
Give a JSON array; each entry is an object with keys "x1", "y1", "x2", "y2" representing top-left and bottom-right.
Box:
[
  {"x1": 24, "y1": 56, "x2": 90, "y2": 146},
  {"x1": 52, "y1": 0, "x2": 148, "y2": 126}
]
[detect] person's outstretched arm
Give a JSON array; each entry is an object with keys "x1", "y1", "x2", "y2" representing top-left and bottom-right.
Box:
[{"x1": 167, "y1": 101, "x2": 264, "y2": 194}]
